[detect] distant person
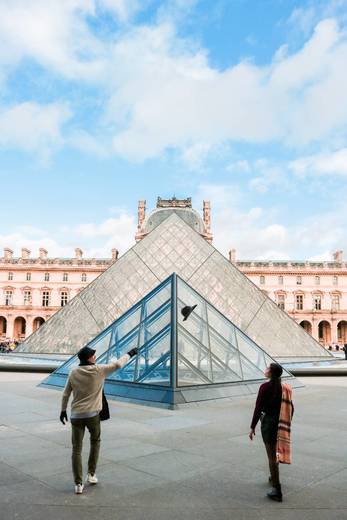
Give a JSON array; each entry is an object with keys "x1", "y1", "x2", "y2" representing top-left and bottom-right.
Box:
[
  {"x1": 328, "y1": 345, "x2": 332, "y2": 351},
  {"x1": 343, "y1": 344, "x2": 347, "y2": 360},
  {"x1": 60, "y1": 345, "x2": 138, "y2": 494},
  {"x1": 249, "y1": 363, "x2": 294, "y2": 502},
  {"x1": 336, "y1": 344, "x2": 340, "y2": 351}
]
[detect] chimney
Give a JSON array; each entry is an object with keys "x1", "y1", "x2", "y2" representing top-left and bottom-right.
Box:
[
  {"x1": 333, "y1": 250, "x2": 343, "y2": 263},
  {"x1": 111, "y1": 248, "x2": 119, "y2": 262},
  {"x1": 39, "y1": 248, "x2": 48, "y2": 261},
  {"x1": 203, "y1": 200, "x2": 213, "y2": 243},
  {"x1": 75, "y1": 248, "x2": 83, "y2": 260},
  {"x1": 229, "y1": 249, "x2": 236, "y2": 264},
  {"x1": 4, "y1": 248, "x2": 13, "y2": 260},
  {"x1": 21, "y1": 248, "x2": 31, "y2": 259}
]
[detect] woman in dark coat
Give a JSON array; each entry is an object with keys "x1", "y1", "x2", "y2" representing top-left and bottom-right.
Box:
[{"x1": 249, "y1": 363, "x2": 294, "y2": 502}]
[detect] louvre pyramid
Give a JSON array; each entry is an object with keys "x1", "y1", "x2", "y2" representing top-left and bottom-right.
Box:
[
  {"x1": 18, "y1": 213, "x2": 328, "y2": 358},
  {"x1": 42, "y1": 274, "x2": 296, "y2": 407}
]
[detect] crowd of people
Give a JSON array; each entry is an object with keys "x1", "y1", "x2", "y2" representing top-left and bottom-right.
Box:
[{"x1": 0, "y1": 340, "x2": 19, "y2": 353}]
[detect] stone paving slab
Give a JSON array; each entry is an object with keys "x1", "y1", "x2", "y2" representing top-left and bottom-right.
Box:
[{"x1": 0, "y1": 373, "x2": 346, "y2": 520}]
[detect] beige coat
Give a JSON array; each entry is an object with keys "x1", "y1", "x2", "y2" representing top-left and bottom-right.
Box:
[{"x1": 61, "y1": 355, "x2": 130, "y2": 415}]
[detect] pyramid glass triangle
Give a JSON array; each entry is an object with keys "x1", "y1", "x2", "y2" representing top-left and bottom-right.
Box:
[{"x1": 42, "y1": 274, "x2": 295, "y2": 407}]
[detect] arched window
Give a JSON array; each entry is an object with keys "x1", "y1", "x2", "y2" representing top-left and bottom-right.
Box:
[{"x1": 81, "y1": 273, "x2": 87, "y2": 282}]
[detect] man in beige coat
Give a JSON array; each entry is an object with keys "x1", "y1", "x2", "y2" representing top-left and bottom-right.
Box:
[{"x1": 60, "y1": 345, "x2": 137, "y2": 494}]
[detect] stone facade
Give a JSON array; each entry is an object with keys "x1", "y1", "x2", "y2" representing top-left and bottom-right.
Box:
[
  {"x1": 232, "y1": 250, "x2": 347, "y2": 348},
  {"x1": 0, "y1": 247, "x2": 117, "y2": 341}
]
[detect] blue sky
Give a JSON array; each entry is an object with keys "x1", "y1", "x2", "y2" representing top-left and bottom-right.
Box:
[{"x1": 1, "y1": 0, "x2": 347, "y2": 261}]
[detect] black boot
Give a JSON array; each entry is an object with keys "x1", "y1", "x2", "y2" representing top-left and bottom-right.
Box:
[{"x1": 267, "y1": 486, "x2": 282, "y2": 502}]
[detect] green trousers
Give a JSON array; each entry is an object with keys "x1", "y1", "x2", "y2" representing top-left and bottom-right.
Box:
[{"x1": 71, "y1": 415, "x2": 101, "y2": 485}]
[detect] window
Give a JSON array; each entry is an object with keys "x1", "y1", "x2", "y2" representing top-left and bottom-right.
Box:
[
  {"x1": 42, "y1": 291, "x2": 50, "y2": 307},
  {"x1": 332, "y1": 294, "x2": 340, "y2": 311},
  {"x1": 296, "y1": 294, "x2": 303, "y2": 310},
  {"x1": 314, "y1": 295, "x2": 321, "y2": 310},
  {"x1": 296, "y1": 276, "x2": 302, "y2": 285},
  {"x1": 81, "y1": 273, "x2": 87, "y2": 282},
  {"x1": 44, "y1": 272, "x2": 50, "y2": 282},
  {"x1": 278, "y1": 276, "x2": 283, "y2": 285},
  {"x1": 315, "y1": 276, "x2": 320, "y2": 285},
  {"x1": 333, "y1": 275, "x2": 338, "y2": 286},
  {"x1": 26, "y1": 272, "x2": 31, "y2": 281},
  {"x1": 61, "y1": 291, "x2": 68, "y2": 307},
  {"x1": 63, "y1": 273, "x2": 68, "y2": 282},
  {"x1": 260, "y1": 275, "x2": 265, "y2": 285},
  {"x1": 5, "y1": 290, "x2": 13, "y2": 306},
  {"x1": 8, "y1": 272, "x2": 13, "y2": 281},
  {"x1": 277, "y1": 294, "x2": 285, "y2": 310},
  {"x1": 24, "y1": 290, "x2": 32, "y2": 305}
]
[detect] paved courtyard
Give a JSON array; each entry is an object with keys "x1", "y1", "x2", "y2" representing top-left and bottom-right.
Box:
[{"x1": 0, "y1": 372, "x2": 346, "y2": 520}]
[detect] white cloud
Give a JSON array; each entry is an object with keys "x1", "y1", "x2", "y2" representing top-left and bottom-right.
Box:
[
  {"x1": 195, "y1": 183, "x2": 347, "y2": 261},
  {"x1": 1, "y1": 211, "x2": 137, "y2": 260},
  {"x1": 98, "y1": 0, "x2": 142, "y2": 22},
  {"x1": 0, "y1": 102, "x2": 71, "y2": 154},
  {"x1": 290, "y1": 148, "x2": 347, "y2": 177},
  {"x1": 0, "y1": 3, "x2": 347, "y2": 162}
]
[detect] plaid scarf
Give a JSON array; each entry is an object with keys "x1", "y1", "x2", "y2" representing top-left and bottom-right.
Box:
[{"x1": 276, "y1": 382, "x2": 293, "y2": 464}]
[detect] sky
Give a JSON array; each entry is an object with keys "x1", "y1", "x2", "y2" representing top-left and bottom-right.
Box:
[{"x1": 1, "y1": 0, "x2": 347, "y2": 261}]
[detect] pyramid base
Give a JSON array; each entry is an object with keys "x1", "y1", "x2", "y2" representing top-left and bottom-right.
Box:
[{"x1": 40, "y1": 373, "x2": 301, "y2": 409}]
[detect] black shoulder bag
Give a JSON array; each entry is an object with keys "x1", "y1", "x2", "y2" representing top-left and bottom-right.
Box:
[{"x1": 99, "y1": 389, "x2": 110, "y2": 421}]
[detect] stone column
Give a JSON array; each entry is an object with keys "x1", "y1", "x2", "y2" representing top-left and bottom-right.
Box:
[
  {"x1": 311, "y1": 317, "x2": 319, "y2": 343},
  {"x1": 135, "y1": 200, "x2": 146, "y2": 241},
  {"x1": 331, "y1": 317, "x2": 338, "y2": 345}
]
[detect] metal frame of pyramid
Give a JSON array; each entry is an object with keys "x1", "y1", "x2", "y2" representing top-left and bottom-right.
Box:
[{"x1": 41, "y1": 274, "x2": 298, "y2": 409}]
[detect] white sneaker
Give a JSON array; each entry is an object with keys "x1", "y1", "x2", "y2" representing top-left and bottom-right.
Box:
[
  {"x1": 74, "y1": 483, "x2": 84, "y2": 494},
  {"x1": 86, "y1": 473, "x2": 98, "y2": 485}
]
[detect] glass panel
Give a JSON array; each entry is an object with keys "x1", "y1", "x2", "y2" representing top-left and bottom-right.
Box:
[
  {"x1": 239, "y1": 354, "x2": 265, "y2": 380},
  {"x1": 110, "y1": 327, "x2": 171, "y2": 385},
  {"x1": 115, "y1": 306, "x2": 141, "y2": 342},
  {"x1": 140, "y1": 305, "x2": 170, "y2": 345},
  {"x1": 236, "y1": 331, "x2": 266, "y2": 372},
  {"x1": 145, "y1": 281, "x2": 171, "y2": 317},
  {"x1": 209, "y1": 328, "x2": 243, "y2": 380},
  {"x1": 177, "y1": 353, "x2": 211, "y2": 385},
  {"x1": 178, "y1": 301, "x2": 208, "y2": 347},
  {"x1": 136, "y1": 331, "x2": 171, "y2": 384},
  {"x1": 177, "y1": 327, "x2": 212, "y2": 384},
  {"x1": 207, "y1": 307, "x2": 237, "y2": 347},
  {"x1": 89, "y1": 330, "x2": 112, "y2": 358}
]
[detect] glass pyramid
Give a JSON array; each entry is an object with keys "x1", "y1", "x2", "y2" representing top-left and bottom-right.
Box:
[{"x1": 42, "y1": 274, "x2": 294, "y2": 407}]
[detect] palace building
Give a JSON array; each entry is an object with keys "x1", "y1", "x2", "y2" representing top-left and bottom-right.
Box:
[{"x1": 1, "y1": 197, "x2": 346, "y2": 348}]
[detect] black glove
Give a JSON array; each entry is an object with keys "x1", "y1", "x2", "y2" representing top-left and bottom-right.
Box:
[
  {"x1": 60, "y1": 411, "x2": 68, "y2": 425},
  {"x1": 128, "y1": 347, "x2": 139, "y2": 358}
]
